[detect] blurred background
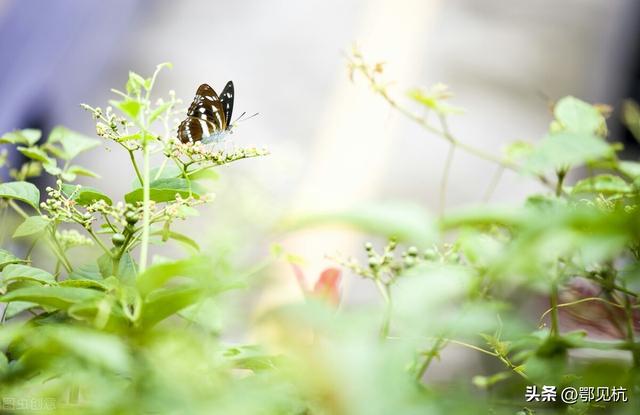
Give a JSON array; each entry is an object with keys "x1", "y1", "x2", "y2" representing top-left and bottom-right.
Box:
[{"x1": 0, "y1": 0, "x2": 639, "y2": 308}]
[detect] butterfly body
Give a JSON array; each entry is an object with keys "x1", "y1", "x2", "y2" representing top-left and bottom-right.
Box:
[{"x1": 178, "y1": 81, "x2": 234, "y2": 144}]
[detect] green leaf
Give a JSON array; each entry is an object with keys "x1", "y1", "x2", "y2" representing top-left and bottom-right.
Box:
[
  {"x1": 571, "y1": 174, "x2": 632, "y2": 195},
  {"x1": 189, "y1": 168, "x2": 219, "y2": 182},
  {"x1": 68, "y1": 263, "x2": 103, "y2": 281},
  {"x1": 97, "y1": 253, "x2": 137, "y2": 284},
  {"x1": 3, "y1": 301, "x2": 37, "y2": 319},
  {"x1": 44, "y1": 326, "x2": 131, "y2": 373},
  {"x1": 1, "y1": 264, "x2": 55, "y2": 284},
  {"x1": 136, "y1": 255, "x2": 211, "y2": 296},
  {"x1": 118, "y1": 133, "x2": 142, "y2": 142},
  {"x1": 110, "y1": 99, "x2": 141, "y2": 119},
  {"x1": 287, "y1": 202, "x2": 436, "y2": 247},
  {"x1": 12, "y1": 215, "x2": 50, "y2": 238},
  {"x1": 59, "y1": 279, "x2": 108, "y2": 290},
  {"x1": 622, "y1": 99, "x2": 640, "y2": 142},
  {"x1": 132, "y1": 164, "x2": 183, "y2": 187},
  {"x1": 126, "y1": 71, "x2": 147, "y2": 95},
  {"x1": 141, "y1": 285, "x2": 203, "y2": 327},
  {"x1": 17, "y1": 146, "x2": 51, "y2": 163},
  {"x1": 0, "y1": 286, "x2": 102, "y2": 309},
  {"x1": 47, "y1": 126, "x2": 100, "y2": 160},
  {"x1": 149, "y1": 101, "x2": 172, "y2": 123},
  {"x1": 0, "y1": 181, "x2": 41, "y2": 210},
  {"x1": 524, "y1": 132, "x2": 613, "y2": 173},
  {"x1": 503, "y1": 140, "x2": 533, "y2": 162},
  {"x1": 222, "y1": 345, "x2": 282, "y2": 371},
  {"x1": 472, "y1": 371, "x2": 512, "y2": 389},
  {"x1": 151, "y1": 230, "x2": 200, "y2": 253},
  {"x1": 0, "y1": 249, "x2": 27, "y2": 270},
  {"x1": 64, "y1": 165, "x2": 101, "y2": 181},
  {"x1": 61, "y1": 184, "x2": 112, "y2": 206},
  {"x1": 0, "y1": 129, "x2": 41, "y2": 145},
  {"x1": 618, "y1": 161, "x2": 640, "y2": 179},
  {"x1": 554, "y1": 96, "x2": 605, "y2": 135},
  {"x1": 42, "y1": 159, "x2": 62, "y2": 176},
  {"x1": 125, "y1": 178, "x2": 202, "y2": 203}
]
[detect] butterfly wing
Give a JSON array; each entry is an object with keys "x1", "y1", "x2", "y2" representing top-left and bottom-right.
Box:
[
  {"x1": 177, "y1": 116, "x2": 218, "y2": 144},
  {"x1": 219, "y1": 81, "x2": 234, "y2": 130},
  {"x1": 178, "y1": 83, "x2": 226, "y2": 143}
]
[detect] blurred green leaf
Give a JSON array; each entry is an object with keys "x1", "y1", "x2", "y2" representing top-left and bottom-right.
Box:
[
  {"x1": 151, "y1": 229, "x2": 200, "y2": 253},
  {"x1": 3, "y1": 301, "x2": 37, "y2": 319},
  {"x1": 125, "y1": 178, "x2": 202, "y2": 203},
  {"x1": 132, "y1": 164, "x2": 183, "y2": 187},
  {"x1": 12, "y1": 215, "x2": 50, "y2": 238},
  {"x1": 68, "y1": 263, "x2": 103, "y2": 281},
  {"x1": 1, "y1": 264, "x2": 55, "y2": 284},
  {"x1": 141, "y1": 285, "x2": 203, "y2": 327},
  {"x1": 17, "y1": 146, "x2": 50, "y2": 163},
  {"x1": 571, "y1": 174, "x2": 632, "y2": 195},
  {"x1": 44, "y1": 326, "x2": 131, "y2": 373},
  {"x1": 136, "y1": 255, "x2": 210, "y2": 296},
  {"x1": 110, "y1": 98, "x2": 141, "y2": 119},
  {"x1": 149, "y1": 101, "x2": 172, "y2": 123},
  {"x1": 503, "y1": 140, "x2": 533, "y2": 162},
  {"x1": 524, "y1": 132, "x2": 613, "y2": 173},
  {"x1": 0, "y1": 249, "x2": 27, "y2": 270},
  {"x1": 62, "y1": 183, "x2": 112, "y2": 206},
  {"x1": 66, "y1": 165, "x2": 101, "y2": 179},
  {"x1": 0, "y1": 129, "x2": 41, "y2": 145},
  {"x1": 554, "y1": 96, "x2": 605, "y2": 135},
  {"x1": 0, "y1": 286, "x2": 102, "y2": 309},
  {"x1": 126, "y1": 71, "x2": 146, "y2": 95},
  {"x1": 97, "y1": 253, "x2": 137, "y2": 284},
  {"x1": 472, "y1": 371, "x2": 512, "y2": 388},
  {"x1": 622, "y1": 99, "x2": 640, "y2": 142},
  {"x1": 47, "y1": 126, "x2": 100, "y2": 160},
  {"x1": 0, "y1": 181, "x2": 41, "y2": 210}
]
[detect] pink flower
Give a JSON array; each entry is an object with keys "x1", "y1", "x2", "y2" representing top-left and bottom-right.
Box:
[{"x1": 292, "y1": 265, "x2": 342, "y2": 306}]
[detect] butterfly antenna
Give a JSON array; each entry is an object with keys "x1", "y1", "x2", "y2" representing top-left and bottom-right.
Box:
[{"x1": 232, "y1": 111, "x2": 259, "y2": 125}]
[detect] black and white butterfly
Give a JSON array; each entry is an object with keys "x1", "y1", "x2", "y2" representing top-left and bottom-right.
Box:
[{"x1": 177, "y1": 81, "x2": 234, "y2": 144}]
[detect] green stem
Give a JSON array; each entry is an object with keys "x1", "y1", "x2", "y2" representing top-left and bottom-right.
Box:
[
  {"x1": 85, "y1": 228, "x2": 113, "y2": 257},
  {"x1": 49, "y1": 228, "x2": 72, "y2": 273},
  {"x1": 375, "y1": 279, "x2": 392, "y2": 339},
  {"x1": 439, "y1": 143, "x2": 455, "y2": 216},
  {"x1": 139, "y1": 141, "x2": 151, "y2": 272},
  {"x1": 483, "y1": 165, "x2": 505, "y2": 202},
  {"x1": 129, "y1": 150, "x2": 144, "y2": 185},
  {"x1": 416, "y1": 336, "x2": 446, "y2": 381},
  {"x1": 555, "y1": 169, "x2": 566, "y2": 197},
  {"x1": 623, "y1": 294, "x2": 640, "y2": 367},
  {"x1": 550, "y1": 281, "x2": 560, "y2": 337}
]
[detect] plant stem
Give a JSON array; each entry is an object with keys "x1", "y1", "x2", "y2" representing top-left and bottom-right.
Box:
[
  {"x1": 375, "y1": 279, "x2": 392, "y2": 339},
  {"x1": 555, "y1": 169, "x2": 566, "y2": 197},
  {"x1": 129, "y1": 150, "x2": 144, "y2": 185},
  {"x1": 139, "y1": 140, "x2": 151, "y2": 272},
  {"x1": 85, "y1": 228, "x2": 113, "y2": 257},
  {"x1": 415, "y1": 336, "x2": 446, "y2": 381},
  {"x1": 483, "y1": 165, "x2": 505, "y2": 202},
  {"x1": 549, "y1": 281, "x2": 560, "y2": 337},
  {"x1": 623, "y1": 294, "x2": 640, "y2": 367},
  {"x1": 439, "y1": 143, "x2": 455, "y2": 216}
]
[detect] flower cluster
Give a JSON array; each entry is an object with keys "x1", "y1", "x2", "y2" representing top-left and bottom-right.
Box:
[
  {"x1": 332, "y1": 240, "x2": 461, "y2": 284},
  {"x1": 55, "y1": 229, "x2": 94, "y2": 251},
  {"x1": 169, "y1": 139, "x2": 269, "y2": 167},
  {"x1": 81, "y1": 105, "x2": 130, "y2": 143},
  {"x1": 41, "y1": 181, "x2": 87, "y2": 224}
]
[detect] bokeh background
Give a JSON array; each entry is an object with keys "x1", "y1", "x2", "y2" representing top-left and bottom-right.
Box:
[{"x1": 1, "y1": 0, "x2": 639, "y2": 308}]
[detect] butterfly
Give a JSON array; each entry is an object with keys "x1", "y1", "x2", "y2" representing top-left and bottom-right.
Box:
[{"x1": 177, "y1": 81, "x2": 234, "y2": 144}]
